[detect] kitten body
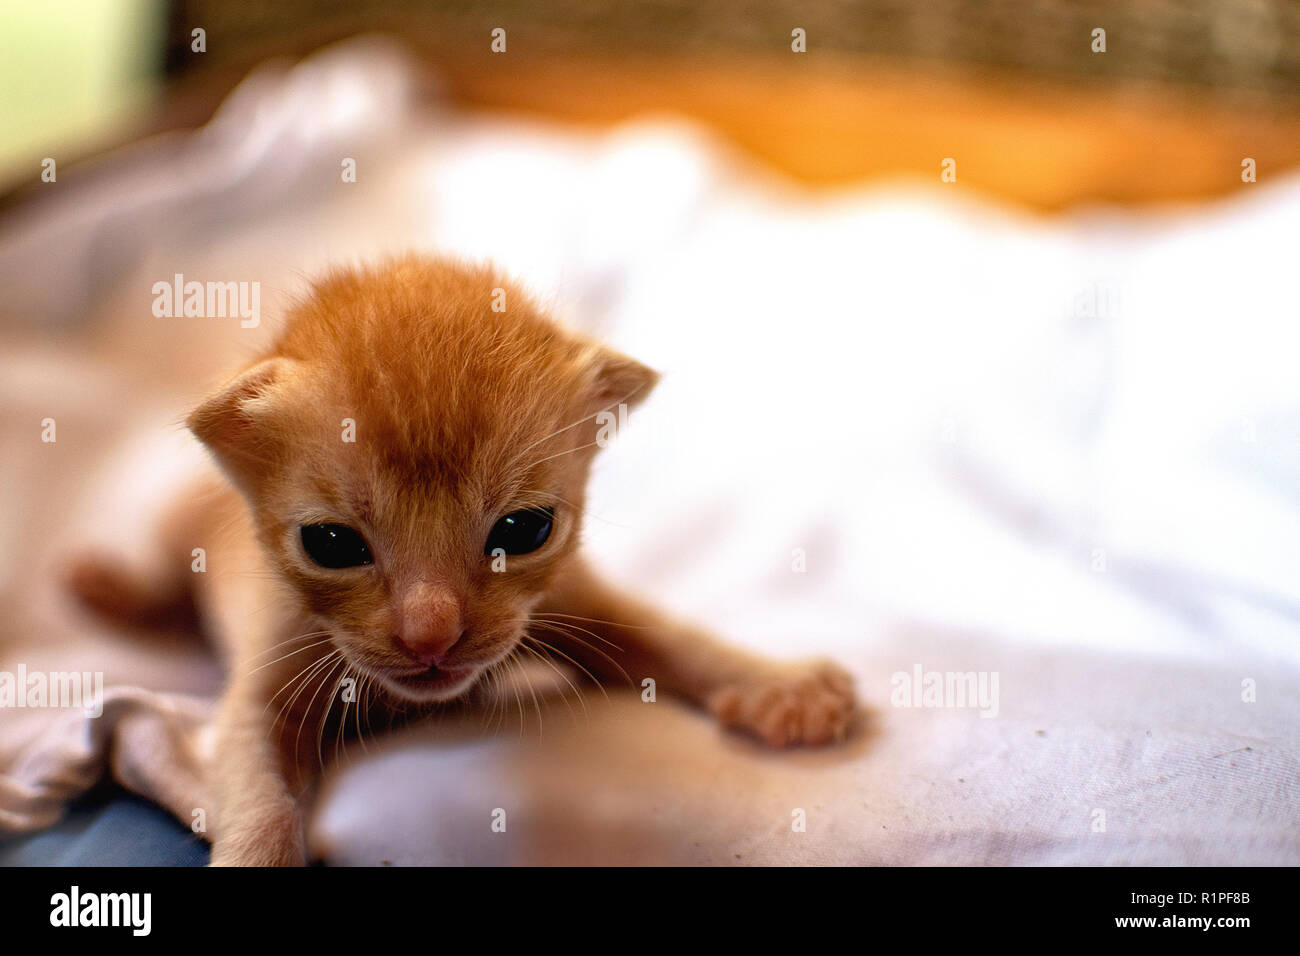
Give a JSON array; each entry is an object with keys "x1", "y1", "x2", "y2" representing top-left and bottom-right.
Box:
[{"x1": 68, "y1": 257, "x2": 855, "y2": 865}]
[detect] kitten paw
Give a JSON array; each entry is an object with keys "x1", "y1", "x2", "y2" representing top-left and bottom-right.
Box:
[
  {"x1": 65, "y1": 554, "x2": 132, "y2": 615},
  {"x1": 64, "y1": 553, "x2": 178, "y2": 628},
  {"x1": 707, "y1": 661, "x2": 856, "y2": 748},
  {"x1": 209, "y1": 828, "x2": 306, "y2": 867}
]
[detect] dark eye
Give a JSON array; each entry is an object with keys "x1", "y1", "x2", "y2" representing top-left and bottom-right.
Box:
[
  {"x1": 485, "y1": 507, "x2": 554, "y2": 556},
  {"x1": 300, "y1": 524, "x2": 373, "y2": 569}
]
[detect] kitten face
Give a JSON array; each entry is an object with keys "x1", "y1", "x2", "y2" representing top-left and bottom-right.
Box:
[
  {"x1": 260, "y1": 411, "x2": 583, "y2": 703},
  {"x1": 190, "y1": 258, "x2": 656, "y2": 702}
]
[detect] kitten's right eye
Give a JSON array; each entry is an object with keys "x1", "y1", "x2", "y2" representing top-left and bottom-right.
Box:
[{"x1": 300, "y1": 524, "x2": 373, "y2": 569}]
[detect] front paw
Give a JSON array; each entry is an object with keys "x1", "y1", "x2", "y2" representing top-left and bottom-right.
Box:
[
  {"x1": 707, "y1": 661, "x2": 856, "y2": 748},
  {"x1": 210, "y1": 823, "x2": 306, "y2": 867}
]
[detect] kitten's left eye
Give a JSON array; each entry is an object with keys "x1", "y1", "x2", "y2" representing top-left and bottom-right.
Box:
[
  {"x1": 485, "y1": 507, "x2": 554, "y2": 556},
  {"x1": 301, "y1": 523, "x2": 373, "y2": 569}
]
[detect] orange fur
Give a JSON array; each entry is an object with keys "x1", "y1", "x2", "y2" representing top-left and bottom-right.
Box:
[{"x1": 68, "y1": 256, "x2": 856, "y2": 866}]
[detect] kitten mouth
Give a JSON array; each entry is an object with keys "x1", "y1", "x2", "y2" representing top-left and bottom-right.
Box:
[{"x1": 384, "y1": 664, "x2": 476, "y2": 698}]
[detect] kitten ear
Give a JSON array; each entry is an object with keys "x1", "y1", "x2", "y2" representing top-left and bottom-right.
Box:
[
  {"x1": 188, "y1": 358, "x2": 294, "y2": 477},
  {"x1": 586, "y1": 347, "x2": 660, "y2": 415}
]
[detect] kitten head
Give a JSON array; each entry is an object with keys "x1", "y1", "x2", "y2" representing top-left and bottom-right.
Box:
[{"x1": 188, "y1": 258, "x2": 656, "y2": 702}]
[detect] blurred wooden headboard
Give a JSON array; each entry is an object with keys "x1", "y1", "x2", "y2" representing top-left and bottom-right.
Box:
[
  {"x1": 156, "y1": 0, "x2": 1300, "y2": 210},
  {"x1": 11, "y1": 0, "x2": 1300, "y2": 213}
]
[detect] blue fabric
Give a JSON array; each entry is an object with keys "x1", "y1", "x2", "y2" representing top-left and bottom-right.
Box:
[{"x1": 0, "y1": 786, "x2": 209, "y2": 866}]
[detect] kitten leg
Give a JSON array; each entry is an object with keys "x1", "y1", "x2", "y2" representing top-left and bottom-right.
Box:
[
  {"x1": 535, "y1": 558, "x2": 856, "y2": 748},
  {"x1": 206, "y1": 679, "x2": 309, "y2": 867},
  {"x1": 64, "y1": 553, "x2": 192, "y2": 629},
  {"x1": 194, "y1": 509, "x2": 313, "y2": 867},
  {"x1": 62, "y1": 475, "x2": 214, "y2": 629}
]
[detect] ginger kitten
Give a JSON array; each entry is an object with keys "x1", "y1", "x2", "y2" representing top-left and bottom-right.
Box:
[{"x1": 68, "y1": 257, "x2": 856, "y2": 866}]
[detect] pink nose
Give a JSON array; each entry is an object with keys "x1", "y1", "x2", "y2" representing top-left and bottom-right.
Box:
[
  {"x1": 396, "y1": 584, "x2": 464, "y2": 666},
  {"x1": 398, "y1": 628, "x2": 463, "y2": 667}
]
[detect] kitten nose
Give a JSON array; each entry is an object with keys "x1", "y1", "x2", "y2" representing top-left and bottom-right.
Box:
[{"x1": 396, "y1": 584, "x2": 464, "y2": 667}]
